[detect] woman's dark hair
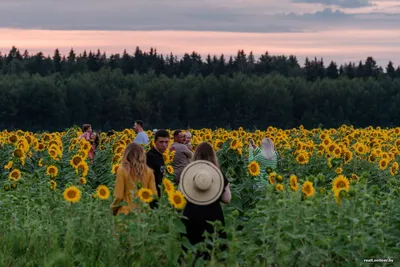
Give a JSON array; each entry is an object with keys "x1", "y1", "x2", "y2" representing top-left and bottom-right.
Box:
[{"x1": 193, "y1": 142, "x2": 219, "y2": 168}]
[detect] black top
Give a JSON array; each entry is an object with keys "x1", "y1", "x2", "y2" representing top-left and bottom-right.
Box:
[
  {"x1": 146, "y1": 147, "x2": 165, "y2": 197},
  {"x1": 182, "y1": 175, "x2": 229, "y2": 245}
]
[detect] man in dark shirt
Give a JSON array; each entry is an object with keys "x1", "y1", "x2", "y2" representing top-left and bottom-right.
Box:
[{"x1": 146, "y1": 129, "x2": 170, "y2": 198}]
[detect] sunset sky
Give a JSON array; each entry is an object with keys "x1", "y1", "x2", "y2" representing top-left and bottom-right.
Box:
[{"x1": 1, "y1": 0, "x2": 399, "y2": 67}]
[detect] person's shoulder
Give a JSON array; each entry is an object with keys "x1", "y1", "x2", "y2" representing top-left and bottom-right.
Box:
[
  {"x1": 117, "y1": 164, "x2": 127, "y2": 177},
  {"x1": 144, "y1": 166, "x2": 155, "y2": 177},
  {"x1": 146, "y1": 147, "x2": 155, "y2": 155}
]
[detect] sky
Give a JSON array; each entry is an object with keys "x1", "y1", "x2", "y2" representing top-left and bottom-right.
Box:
[{"x1": 1, "y1": 0, "x2": 400, "y2": 67}]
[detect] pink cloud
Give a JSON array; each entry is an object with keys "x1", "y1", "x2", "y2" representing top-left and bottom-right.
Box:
[{"x1": 0, "y1": 28, "x2": 399, "y2": 67}]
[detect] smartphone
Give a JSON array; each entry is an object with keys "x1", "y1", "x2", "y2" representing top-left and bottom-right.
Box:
[{"x1": 249, "y1": 138, "x2": 254, "y2": 145}]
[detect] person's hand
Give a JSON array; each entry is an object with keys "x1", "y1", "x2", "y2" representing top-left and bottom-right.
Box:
[{"x1": 188, "y1": 144, "x2": 193, "y2": 151}]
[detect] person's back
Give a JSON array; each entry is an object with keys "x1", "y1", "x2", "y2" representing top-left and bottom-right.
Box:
[
  {"x1": 248, "y1": 138, "x2": 278, "y2": 176},
  {"x1": 172, "y1": 142, "x2": 193, "y2": 183},
  {"x1": 134, "y1": 131, "x2": 149, "y2": 145},
  {"x1": 133, "y1": 120, "x2": 149, "y2": 145}
]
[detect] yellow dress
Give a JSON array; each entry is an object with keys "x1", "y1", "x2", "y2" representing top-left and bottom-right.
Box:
[{"x1": 110, "y1": 165, "x2": 157, "y2": 216}]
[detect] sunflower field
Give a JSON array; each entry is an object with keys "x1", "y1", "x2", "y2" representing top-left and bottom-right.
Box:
[{"x1": 1, "y1": 125, "x2": 399, "y2": 266}]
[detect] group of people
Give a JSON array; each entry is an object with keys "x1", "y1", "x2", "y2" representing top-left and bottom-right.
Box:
[
  {"x1": 79, "y1": 120, "x2": 278, "y2": 262},
  {"x1": 79, "y1": 124, "x2": 99, "y2": 163}
]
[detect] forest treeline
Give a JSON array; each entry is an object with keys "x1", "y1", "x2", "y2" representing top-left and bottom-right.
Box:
[
  {"x1": 1, "y1": 67, "x2": 400, "y2": 131},
  {"x1": 2, "y1": 46, "x2": 400, "y2": 81}
]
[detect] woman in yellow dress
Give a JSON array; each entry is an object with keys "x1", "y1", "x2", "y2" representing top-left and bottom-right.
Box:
[{"x1": 110, "y1": 143, "x2": 158, "y2": 216}]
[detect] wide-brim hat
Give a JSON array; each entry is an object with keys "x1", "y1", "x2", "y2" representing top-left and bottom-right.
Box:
[{"x1": 179, "y1": 160, "x2": 224, "y2": 206}]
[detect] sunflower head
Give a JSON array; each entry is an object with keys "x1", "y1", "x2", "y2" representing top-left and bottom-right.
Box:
[
  {"x1": 248, "y1": 161, "x2": 260, "y2": 177},
  {"x1": 96, "y1": 185, "x2": 110, "y2": 200},
  {"x1": 379, "y1": 158, "x2": 389, "y2": 170},
  {"x1": 168, "y1": 190, "x2": 186, "y2": 210},
  {"x1": 289, "y1": 174, "x2": 299, "y2": 191},
  {"x1": 63, "y1": 186, "x2": 81, "y2": 203},
  {"x1": 166, "y1": 165, "x2": 174, "y2": 175},
  {"x1": 332, "y1": 175, "x2": 350, "y2": 193},
  {"x1": 163, "y1": 178, "x2": 175, "y2": 193},
  {"x1": 8, "y1": 169, "x2": 21, "y2": 181},
  {"x1": 137, "y1": 188, "x2": 154, "y2": 203},
  {"x1": 49, "y1": 180, "x2": 57, "y2": 190},
  {"x1": 301, "y1": 181, "x2": 315, "y2": 197},
  {"x1": 70, "y1": 155, "x2": 83, "y2": 168},
  {"x1": 275, "y1": 183, "x2": 284, "y2": 192},
  {"x1": 13, "y1": 148, "x2": 24, "y2": 158},
  {"x1": 46, "y1": 165, "x2": 59, "y2": 178},
  {"x1": 111, "y1": 164, "x2": 119, "y2": 174}
]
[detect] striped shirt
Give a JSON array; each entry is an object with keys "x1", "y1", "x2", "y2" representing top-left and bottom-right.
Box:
[{"x1": 248, "y1": 147, "x2": 278, "y2": 176}]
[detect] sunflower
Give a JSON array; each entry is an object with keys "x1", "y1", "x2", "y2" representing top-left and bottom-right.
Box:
[
  {"x1": 163, "y1": 178, "x2": 175, "y2": 193},
  {"x1": 96, "y1": 185, "x2": 110, "y2": 200},
  {"x1": 75, "y1": 176, "x2": 85, "y2": 184},
  {"x1": 13, "y1": 148, "x2": 24, "y2": 158},
  {"x1": 332, "y1": 175, "x2": 350, "y2": 193},
  {"x1": 63, "y1": 186, "x2": 81, "y2": 203},
  {"x1": 277, "y1": 174, "x2": 283, "y2": 182},
  {"x1": 8, "y1": 134, "x2": 18, "y2": 143},
  {"x1": 350, "y1": 173, "x2": 359, "y2": 183},
  {"x1": 301, "y1": 181, "x2": 315, "y2": 197},
  {"x1": 49, "y1": 180, "x2": 57, "y2": 190},
  {"x1": 111, "y1": 164, "x2": 119, "y2": 174},
  {"x1": 289, "y1": 174, "x2": 299, "y2": 191},
  {"x1": 335, "y1": 167, "x2": 343, "y2": 174},
  {"x1": 268, "y1": 172, "x2": 277, "y2": 184},
  {"x1": 37, "y1": 143, "x2": 46, "y2": 151},
  {"x1": 112, "y1": 154, "x2": 122, "y2": 163},
  {"x1": 248, "y1": 161, "x2": 260, "y2": 176},
  {"x1": 168, "y1": 190, "x2": 186, "y2": 210},
  {"x1": 166, "y1": 165, "x2": 174, "y2": 175},
  {"x1": 46, "y1": 165, "x2": 58, "y2": 178},
  {"x1": 390, "y1": 162, "x2": 399, "y2": 176},
  {"x1": 296, "y1": 153, "x2": 309, "y2": 165},
  {"x1": 230, "y1": 138, "x2": 240, "y2": 150},
  {"x1": 137, "y1": 188, "x2": 154, "y2": 203},
  {"x1": 38, "y1": 158, "x2": 43, "y2": 167},
  {"x1": 379, "y1": 158, "x2": 389, "y2": 170},
  {"x1": 48, "y1": 149, "x2": 60, "y2": 160},
  {"x1": 275, "y1": 183, "x2": 284, "y2": 191},
  {"x1": 265, "y1": 167, "x2": 273, "y2": 174},
  {"x1": 70, "y1": 155, "x2": 83, "y2": 169},
  {"x1": 76, "y1": 162, "x2": 89, "y2": 177},
  {"x1": 4, "y1": 161, "x2": 13, "y2": 170},
  {"x1": 9, "y1": 169, "x2": 21, "y2": 181},
  {"x1": 333, "y1": 147, "x2": 342, "y2": 158},
  {"x1": 215, "y1": 140, "x2": 224, "y2": 150}
]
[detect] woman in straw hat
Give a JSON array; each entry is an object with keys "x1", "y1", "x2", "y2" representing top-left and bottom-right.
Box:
[
  {"x1": 110, "y1": 143, "x2": 158, "y2": 216},
  {"x1": 179, "y1": 142, "x2": 231, "y2": 258}
]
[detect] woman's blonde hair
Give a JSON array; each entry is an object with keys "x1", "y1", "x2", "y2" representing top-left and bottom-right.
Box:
[
  {"x1": 261, "y1": 138, "x2": 275, "y2": 160},
  {"x1": 120, "y1": 143, "x2": 146, "y2": 182},
  {"x1": 192, "y1": 142, "x2": 219, "y2": 168}
]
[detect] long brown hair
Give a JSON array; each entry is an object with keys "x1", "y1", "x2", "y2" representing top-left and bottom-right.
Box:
[
  {"x1": 120, "y1": 143, "x2": 146, "y2": 182},
  {"x1": 192, "y1": 142, "x2": 219, "y2": 168}
]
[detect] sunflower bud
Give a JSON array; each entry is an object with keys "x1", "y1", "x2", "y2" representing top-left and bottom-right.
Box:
[{"x1": 232, "y1": 210, "x2": 239, "y2": 218}]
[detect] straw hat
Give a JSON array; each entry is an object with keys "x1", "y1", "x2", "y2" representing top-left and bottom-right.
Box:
[{"x1": 179, "y1": 160, "x2": 224, "y2": 206}]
